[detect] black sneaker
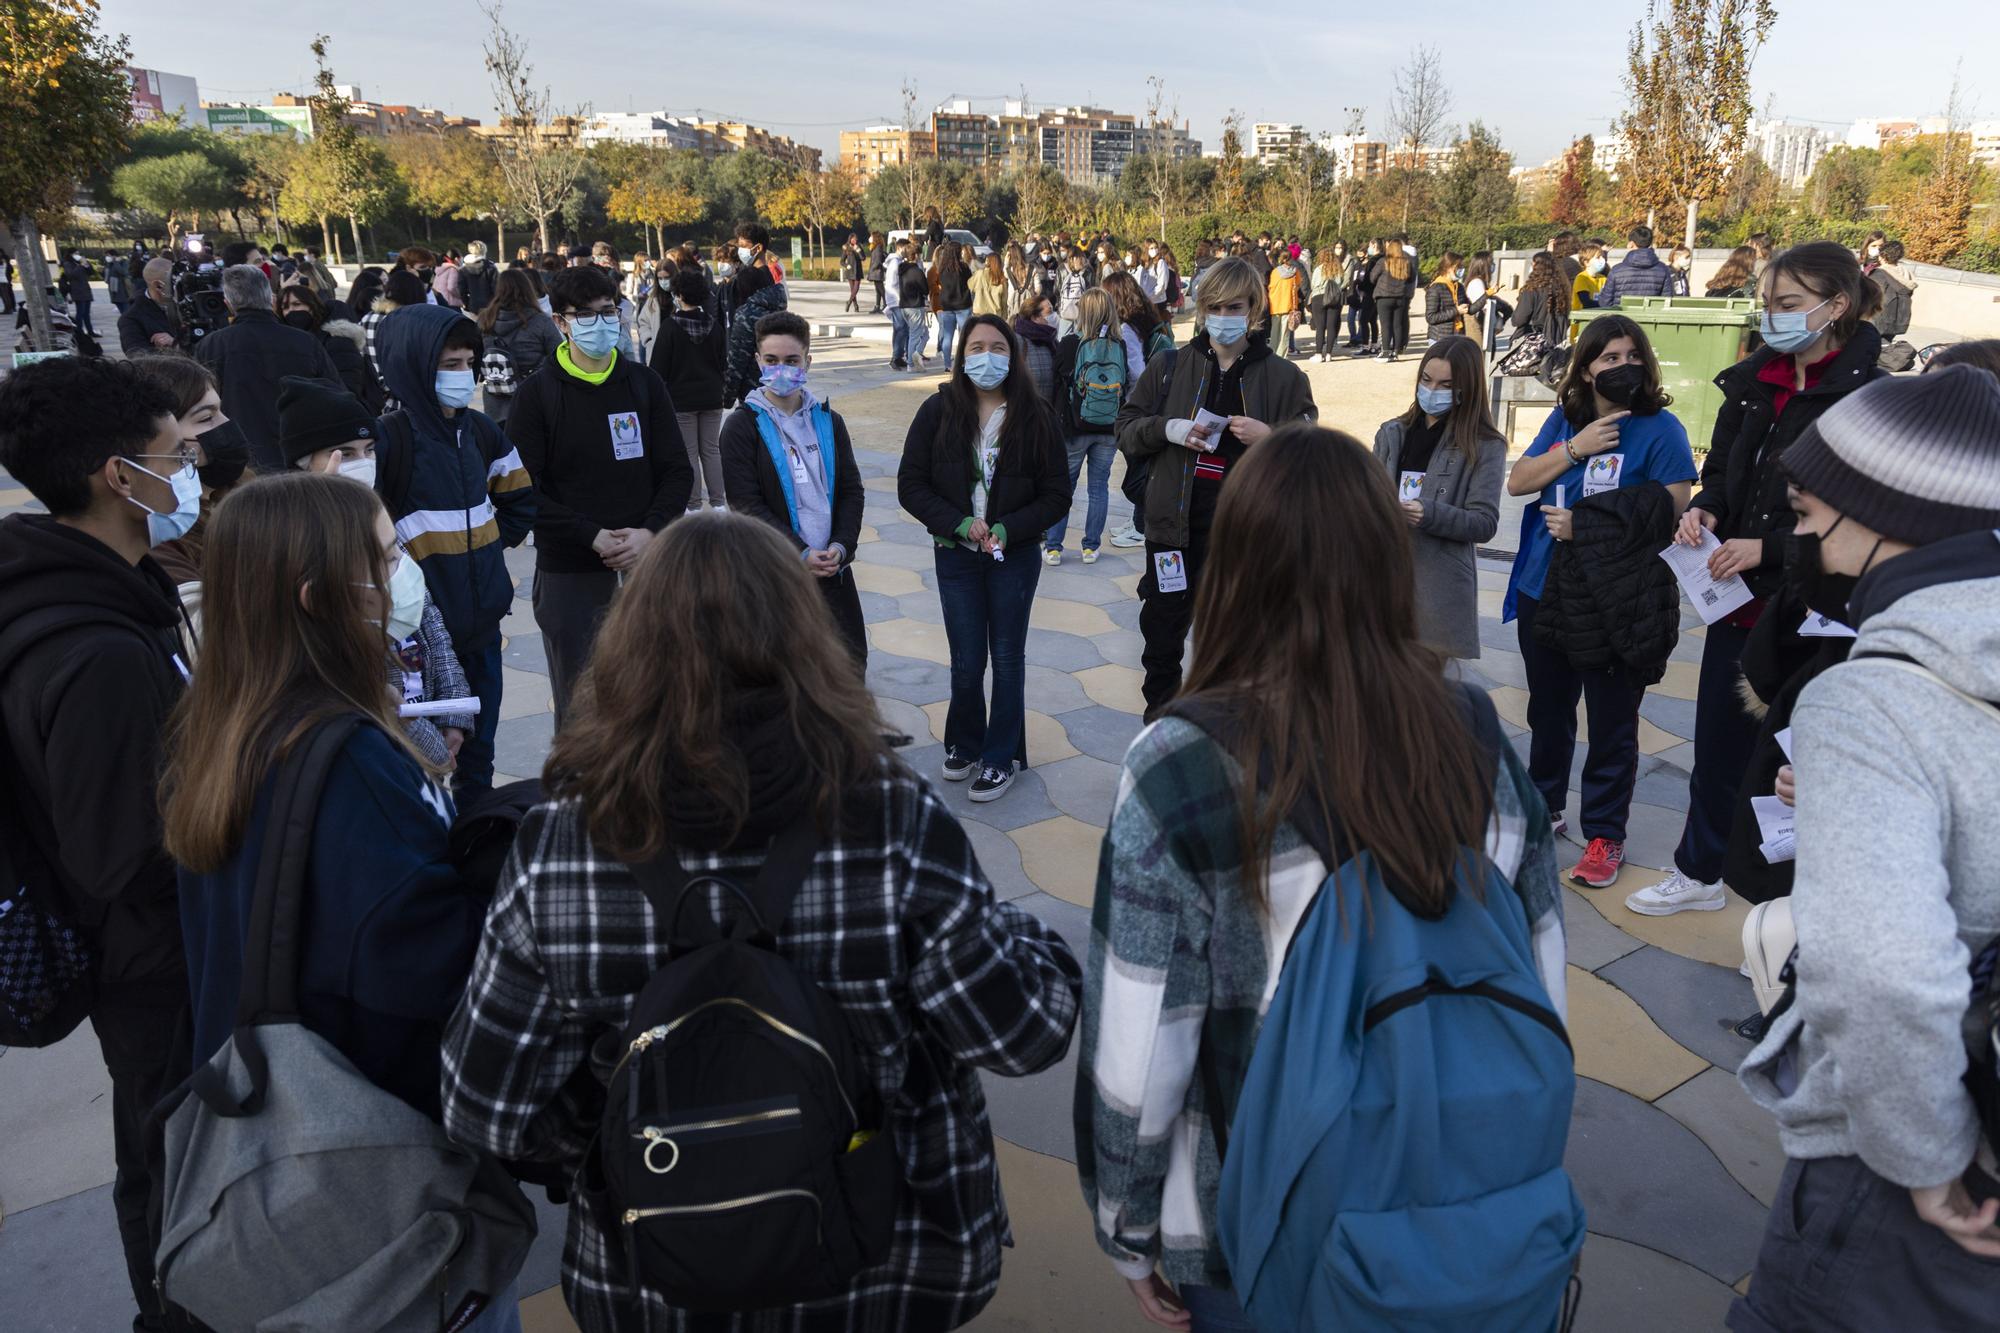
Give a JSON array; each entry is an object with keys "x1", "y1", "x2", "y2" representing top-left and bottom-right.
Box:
[
  {"x1": 941, "y1": 746, "x2": 976, "y2": 781},
  {"x1": 968, "y1": 765, "x2": 1014, "y2": 802}
]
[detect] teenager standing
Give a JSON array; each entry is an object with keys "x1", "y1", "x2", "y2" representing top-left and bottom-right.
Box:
[
  {"x1": 650, "y1": 267, "x2": 731, "y2": 511},
  {"x1": 931, "y1": 241, "x2": 976, "y2": 366},
  {"x1": 897, "y1": 314, "x2": 1069, "y2": 801},
  {"x1": 839, "y1": 234, "x2": 864, "y2": 313},
  {"x1": 1369, "y1": 241, "x2": 1415, "y2": 362},
  {"x1": 1047, "y1": 289, "x2": 1127, "y2": 566}
]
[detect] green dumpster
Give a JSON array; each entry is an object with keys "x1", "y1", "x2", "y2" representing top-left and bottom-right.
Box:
[{"x1": 1570, "y1": 296, "x2": 1759, "y2": 452}]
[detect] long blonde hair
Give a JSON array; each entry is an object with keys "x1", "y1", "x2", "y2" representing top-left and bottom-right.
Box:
[
  {"x1": 162, "y1": 472, "x2": 434, "y2": 871},
  {"x1": 1074, "y1": 287, "x2": 1121, "y2": 342}
]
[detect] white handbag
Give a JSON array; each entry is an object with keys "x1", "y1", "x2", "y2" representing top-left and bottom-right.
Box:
[{"x1": 1742, "y1": 898, "x2": 1796, "y2": 1016}]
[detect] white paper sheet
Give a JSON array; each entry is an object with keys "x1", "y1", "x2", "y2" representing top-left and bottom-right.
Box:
[
  {"x1": 1752, "y1": 794, "x2": 1796, "y2": 864},
  {"x1": 1657, "y1": 530, "x2": 1755, "y2": 624},
  {"x1": 398, "y1": 698, "x2": 483, "y2": 719},
  {"x1": 1799, "y1": 612, "x2": 1858, "y2": 638},
  {"x1": 1775, "y1": 727, "x2": 1794, "y2": 762}
]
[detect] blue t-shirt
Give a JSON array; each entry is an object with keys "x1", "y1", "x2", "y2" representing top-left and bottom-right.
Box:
[{"x1": 1502, "y1": 405, "x2": 1697, "y2": 621}]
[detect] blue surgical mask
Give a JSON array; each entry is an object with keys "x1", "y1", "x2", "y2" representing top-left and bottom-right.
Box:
[
  {"x1": 123, "y1": 457, "x2": 202, "y2": 545},
  {"x1": 760, "y1": 363, "x2": 808, "y2": 396},
  {"x1": 1207, "y1": 314, "x2": 1248, "y2": 346},
  {"x1": 737, "y1": 246, "x2": 755, "y2": 265},
  {"x1": 1587, "y1": 257, "x2": 1607, "y2": 276},
  {"x1": 1760, "y1": 297, "x2": 1832, "y2": 355},
  {"x1": 964, "y1": 351, "x2": 1010, "y2": 389},
  {"x1": 434, "y1": 369, "x2": 476, "y2": 410},
  {"x1": 1416, "y1": 385, "x2": 1455, "y2": 416},
  {"x1": 566, "y1": 313, "x2": 620, "y2": 359}
]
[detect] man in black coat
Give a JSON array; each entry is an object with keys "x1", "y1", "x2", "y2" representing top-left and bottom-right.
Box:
[
  {"x1": 116, "y1": 258, "x2": 188, "y2": 356},
  {"x1": 194, "y1": 264, "x2": 344, "y2": 472}
]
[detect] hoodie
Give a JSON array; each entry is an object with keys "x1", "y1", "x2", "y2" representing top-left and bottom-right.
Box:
[
  {"x1": 459, "y1": 254, "x2": 497, "y2": 314},
  {"x1": 374, "y1": 303, "x2": 536, "y2": 647},
  {"x1": 1740, "y1": 530, "x2": 2000, "y2": 1188},
  {"x1": 0, "y1": 515, "x2": 189, "y2": 983},
  {"x1": 1597, "y1": 246, "x2": 1674, "y2": 308}
]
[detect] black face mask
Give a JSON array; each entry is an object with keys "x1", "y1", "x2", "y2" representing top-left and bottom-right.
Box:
[
  {"x1": 282, "y1": 311, "x2": 317, "y2": 333},
  {"x1": 195, "y1": 419, "x2": 252, "y2": 491},
  {"x1": 1592, "y1": 363, "x2": 1649, "y2": 409},
  {"x1": 1784, "y1": 515, "x2": 1855, "y2": 625}
]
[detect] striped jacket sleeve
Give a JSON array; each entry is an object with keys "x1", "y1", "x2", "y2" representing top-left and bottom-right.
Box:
[{"x1": 479, "y1": 415, "x2": 537, "y2": 547}]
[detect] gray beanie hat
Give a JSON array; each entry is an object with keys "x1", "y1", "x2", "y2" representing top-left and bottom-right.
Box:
[{"x1": 1783, "y1": 363, "x2": 2000, "y2": 545}]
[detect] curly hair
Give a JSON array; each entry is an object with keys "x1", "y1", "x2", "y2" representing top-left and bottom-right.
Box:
[{"x1": 0, "y1": 358, "x2": 177, "y2": 516}]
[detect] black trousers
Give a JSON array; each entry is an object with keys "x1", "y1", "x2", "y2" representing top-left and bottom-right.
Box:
[
  {"x1": 1138, "y1": 519, "x2": 1211, "y2": 718},
  {"x1": 820, "y1": 565, "x2": 867, "y2": 670},
  {"x1": 1350, "y1": 294, "x2": 1376, "y2": 344},
  {"x1": 1376, "y1": 297, "x2": 1410, "y2": 356},
  {"x1": 533, "y1": 566, "x2": 621, "y2": 727},
  {"x1": 95, "y1": 978, "x2": 192, "y2": 1331},
  {"x1": 1311, "y1": 298, "x2": 1339, "y2": 351},
  {"x1": 1514, "y1": 593, "x2": 1645, "y2": 841},
  {"x1": 1674, "y1": 620, "x2": 1761, "y2": 883}
]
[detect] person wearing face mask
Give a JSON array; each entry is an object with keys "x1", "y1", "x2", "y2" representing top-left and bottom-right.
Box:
[
  {"x1": 1116, "y1": 257, "x2": 1318, "y2": 717},
  {"x1": 1730, "y1": 365, "x2": 2000, "y2": 1333},
  {"x1": 720, "y1": 311, "x2": 867, "y2": 665},
  {"x1": 1570, "y1": 242, "x2": 1609, "y2": 310},
  {"x1": 0, "y1": 357, "x2": 197, "y2": 1333},
  {"x1": 1667, "y1": 246, "x2": 1694, "y2": 298},
  {"x1": 648, "y1": 267, "x2": 730, "y2": 509},
  {"x1": 1373, "y1": 335, "x2": 1508, "y2": 660},
  {"x1": 1011, "y1": 290, "x2": 1062, "y2": 405},
  {"x1": 503, "y1": 264, "x2": 692, "y2": 724},
  {"x1": 898, "y1": 313, "x2": 1070, "y2": 801},
  {"x1": 193, "y1": 264, "x2": 346, "y2": 473},
  {"x1": 373, "y1": 303, "x2": 538, "y2": 794},
  {"x1": 280, "y1": 281, "x2": 385, "y2": 412},
  {"x1": 128, "y1": 354, "x2": 255, "y2": 634},
  {"x1": 118, "y1": 257, "x2": 188, "y2": 355},
  {"x1": 723, "y1": 222, "x2": 790, "y2": 403},
  {"x1": 1642, "y1": 242, "x2": 1886, "y2": 917},
  {"x1": 1503, "y1": 315, "x2": 1697, "y2": 891},
  {"x1": 1346, "y1": 239, "x2": 1379, "y2": 351}
]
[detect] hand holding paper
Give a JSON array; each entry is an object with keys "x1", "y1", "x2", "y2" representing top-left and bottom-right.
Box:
[{"x1": 1658, "y1": 528, "x2": 1754, "y2": 624}]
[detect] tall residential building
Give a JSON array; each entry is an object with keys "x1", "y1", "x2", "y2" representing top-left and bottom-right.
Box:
[
  {"x1": 839, "y1": 125, "x2": 933, "y2": 181},
  {"x1": 1253, "y1": 122, "x2": 1307, "y2": 166},
  {"x1": 1848, "y1": 115, "x2": 2000, "y2": 166},
  {"x1": 689, "y1": 120, "x2": 822, "y2": 172},
  {"x1": 210, "y1": 87, "x2": 480, "y2": 139},
  {"x1": 843, "y1": 100, "x2": 1200, "y2": 186},
  {"x1": 1314, "y1": 133, "x2": 1391, "y2": 180},
  {"x1": 580, "y1": 113, "x2": 719, "y2": 153},
  {"x1": 1751, "y1": 119, "x2": 1833, "y2": 187}
]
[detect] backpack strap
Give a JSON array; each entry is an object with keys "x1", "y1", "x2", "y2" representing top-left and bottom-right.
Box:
[
  {"x1": 190, "y1": 714, "x2": 363, "y2": 1117},
  {"x1": 630, "y1": 820, "x2": 823, "y2": 955}
]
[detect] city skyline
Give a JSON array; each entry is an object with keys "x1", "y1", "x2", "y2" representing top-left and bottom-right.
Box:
[{"x1": 104, "y1": 0, "x2": 1990, "y2": 172}]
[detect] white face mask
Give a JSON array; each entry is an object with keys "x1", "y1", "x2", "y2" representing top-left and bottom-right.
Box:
[
  {"x1": 340, "y1": 457, "x2": 377, "y2": 489},
  {"x1": 384, "y1": 548, "x2": 427, "y2": 642}
]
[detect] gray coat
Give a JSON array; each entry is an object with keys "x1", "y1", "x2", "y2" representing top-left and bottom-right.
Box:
[{"x1": 1372, "y1": 416, "x2": 1506, "y2": 659}]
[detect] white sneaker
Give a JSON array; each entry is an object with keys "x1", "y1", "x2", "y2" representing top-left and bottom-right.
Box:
[
  {"x1": 1109, "y1": 524, "x2": 1145, "y2": 548},
  {"x1": 1738, "y1": 959, "x2": 1753, "y2": 978},
  {"x1": 1081, "y1": 546, "x2": 1099, "y2": 564},
  {"x1": 1043, "y1": 548, "x2": 1062, "y2": 567},
  {"x1": 1624, "y1": 868, "x2": 1726, "y2": 917}
]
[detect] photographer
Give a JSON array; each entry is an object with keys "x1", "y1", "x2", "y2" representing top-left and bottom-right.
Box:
[{"x1": 117, "y1": 258, "x2": 188, "y2": 356}]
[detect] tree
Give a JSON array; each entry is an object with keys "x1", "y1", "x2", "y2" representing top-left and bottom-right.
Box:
[
  {"x1": 1551, "y1": 137, "x2": 1592, "y2": 227},
  {"x1": 1804, "y1": 145, "x2": 1878, "y2": 221},
  {"x1": 1620, "y1": 0, "x2": 1778, "y2": 248},
  {"x1": 1136, "y1": 75, "x2": 1184, "y2": 240},
  {"x1": 898, "y1": 79, "x2": 927, "y2": 232},
  {"x1": 1892, "y1": 72, "x2": 1980, "y2": 264},
  {"x1": 277, "y1": 144, "x2": 345, "y2": 260},
  {"x1": 1387, "y1": 44, "x2": 1453, "y2": 229},
  {"x1": 480, "y1": 0, "x2": 587, "y2": 251},
  {"x1": 1008, "y1": 164, "x2": 1066, "y2": 236},
  {"x1": 112, "y1": 153, "x2": 236, "y2": 246},
  {"x1": 236, "y1": 132, "x2": 302, "y2": 240},
  {"x1": 1280, "y1": 137, "x2": 1333, "y2": 234},
  {"x1": 0, "y1": 0, "x2": 132, "y2": 347},
  {"x1": 1718, "y1": 150, "x2": 1779, "y2": 222},
  {"x1": 388, "y1": 132, "x2": 499, "y2": 244},
  {"x1": 1333, "y1": 106, "x2": 1367, "y2": 237},
  {"x1": 1214, "y1": 110, "x2": 1248, "y2": 216},
  {"x1": 1438, "y1": 120, "x2": 1514, "y2": 246},
  {"x1": 606, "y1": 177, "x2": 704, "y2": 257},
  {"x1": 796, "y1": 163, "x2": 863, "y2": 259},
  {"x1": 301, "y1": 37, "x2": 399, "y2": 262}
]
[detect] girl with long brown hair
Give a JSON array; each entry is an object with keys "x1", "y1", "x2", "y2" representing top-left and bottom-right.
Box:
[
  {"x1": 1705, "y1": 245, "x2": 1760, "y2": 298},
  {"x1": 1077, "y1": 424, "x2": 1567, "y2": 1331},
  {"x1": 1372, "y1": 334, "x2": 1508, "y2": 659},
  {"x1": 1368, "y1": 236, "x2": 1416, "y2": 361},
  {"x1": 440, "y1": 512, "x2": 1081, "y2": 1332}
]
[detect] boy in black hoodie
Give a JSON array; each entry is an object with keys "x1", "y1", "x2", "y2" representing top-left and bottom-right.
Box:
[
  {"x1": 506, "y1": 264, "x2": 693, "y2": 722},
  {"x1": 0, "y1": 357, "x2": 195, "y2": 1331}
]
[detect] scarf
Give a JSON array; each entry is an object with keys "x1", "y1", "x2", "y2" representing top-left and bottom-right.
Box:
[{"x1": 1012, "y1": 316, "x2": 1057, "y2": 348}]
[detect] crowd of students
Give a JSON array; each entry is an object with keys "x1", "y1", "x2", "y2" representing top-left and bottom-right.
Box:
[{"x1": 2, "y1": 205, "x2": 1999, "y2": 1333}]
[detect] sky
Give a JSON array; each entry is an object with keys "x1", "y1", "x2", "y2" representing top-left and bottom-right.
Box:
[{"x1": 104, "y1": 0, "x2": 1992, "y2": 170}]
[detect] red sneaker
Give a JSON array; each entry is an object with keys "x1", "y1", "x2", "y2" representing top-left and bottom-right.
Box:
[{"x1": 1570, "y1": 838, "x2": 1625, "y2": 889}]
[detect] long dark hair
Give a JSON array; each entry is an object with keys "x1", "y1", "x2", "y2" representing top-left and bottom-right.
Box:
[
  {"x1": 938, "y1": 312, "x2": 1062, "y2": 475},
  {"x1": 1557, "y1": 314, "x2": 1673, "y2": 424},
  {"x1": 346, "y1": 265, "x2": 386, "y2": 311},
  {"x1": 546, "y1": 513, "x2": 888, "y2": 859},
  {"x1": 1706, "y1": 245, "x2": 1758, "y2": 295},
  {"x1": 1101, "y1": 270, "x2": 1158, "y2": 339},
  {"x1": 1181, "y1": 425, "x2": 1494, "y2": 909},
  {"x1": 1761, "y1": 239, "x2": 1880, "y2": 345},
  {"x1": 1398, "y1": 335, "x2": 1502, "y2": 457},
  {"x1": 478, "y1": 267, "x2": 545, "y2": 334},
  {"x1": 1520, "y1": 253, "x2": 1572, "y2": 314}
]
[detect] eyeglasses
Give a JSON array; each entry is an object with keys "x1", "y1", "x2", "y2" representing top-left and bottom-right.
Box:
[{"x1": 128, "y1": 450, "x2": 197, "y2": 480}]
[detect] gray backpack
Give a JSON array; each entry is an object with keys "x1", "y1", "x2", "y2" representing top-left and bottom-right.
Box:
[{"x1": 153, "y1": 717, "x2": 535, "y2": 1333}]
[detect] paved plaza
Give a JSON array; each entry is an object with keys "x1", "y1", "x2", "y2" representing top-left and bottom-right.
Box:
[{"x1": 0, "y1": 293, "x2": 1775, "y2": 1330}]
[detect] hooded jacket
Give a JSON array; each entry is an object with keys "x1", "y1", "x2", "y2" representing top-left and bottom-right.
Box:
[
  {"x1": 0, "y1": 515, "x2": 188, "y2": 984},
  {"x1": 1740, "y1": 531, "x2": 2000, "y2": 1189},
  {"x1": 195, "y1": 306, "x2": 346, "y2": 473},
  {"x1": 1533, "y1": 480, "x2": 1682, "y2": 684},
  {"x1": 374, "y1": 303, "x2": 536, "y2": 645},
  {"x1": 1597, "y1": 246, "x2": 1674, "y2": 308},
  {"x1": 720, "y1": 392, "x2": 864, "y2": 559},
  {"x1": 317, "y1": 318, "x2": 383, "y2": 412}
]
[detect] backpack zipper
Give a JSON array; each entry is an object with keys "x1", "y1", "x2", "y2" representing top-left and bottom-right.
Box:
[
  {"x1": 613, "y1": 998, "x2": 857, "y2": 1127},
  {"x1": 622, "y1": 1187, "x2": 821, "y2": 1226},
  {"x1": 641, "y1": 1105, "x2": 800, "y2": 1138}
]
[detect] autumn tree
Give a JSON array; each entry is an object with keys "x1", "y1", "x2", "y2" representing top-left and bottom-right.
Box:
[
  {"x1": 1892, "y1": 74, "x2": 1979, "y2": 263},
  {"x1": 388, "y1": 132, "x2": 502, "y2": 245},
  {"x1": 607, "y1": 176, "x2": 705, "y2": 257},
  {"x1": 1718, "y1": 150, "x2": 1780, "y2": 222},
  {"x1": 1804, "y1": 146, "x2": 1878, "y2": 220},
  {"x1": 0, "y1": 0, "x2": 132, "y2": 346},
  {"x1": 236, "y1": 132, "x2": 302, "y2": 240},
  {"x1": 1213, "y1": 110, "x2": 1248, "y2": 216},
  {"x1": 1387, "y1": 45, "x2": 1453, "y2": 229},
  {"x1": 1438, "y1": 121, "x2": 1515, "y2": 246},
  {"x1": 1620, "y1": 0, "x2": 1778, "y2": 248},
  {"x1": 1010, "y1": 164, "x2": 1066, "y2": 236},
  {"x1": 300, "y1": 37, "x2": 400, "y2": 261},
  {"x1": 1551, "y1": 137, "x2": 1592, "y2": 227},
  {"x1": 480, "y1": 0, "x2": 587, "y2": 251}
]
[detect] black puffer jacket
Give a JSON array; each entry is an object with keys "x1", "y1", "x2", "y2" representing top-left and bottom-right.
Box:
[
  {"x1": 1692, "y1": 324, "x2": 1885, "y2": 599},
  {"x1": 1534, "y1": 481, "x2": 1681, "y2": 685}
]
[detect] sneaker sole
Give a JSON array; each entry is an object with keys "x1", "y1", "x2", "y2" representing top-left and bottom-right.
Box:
[
  {"x1": 1622, "y1": 893, "x2": 1726, "y2": 917},
  {"x1": 941, "y1": 764, "x2": 975, "y2": 782},
  {"x1": 1569, "y1": 867, "x2": 1624, "y2": 889},
  {"x1": 967, "y1": 781, "x2": 1012, "y2": 803}
]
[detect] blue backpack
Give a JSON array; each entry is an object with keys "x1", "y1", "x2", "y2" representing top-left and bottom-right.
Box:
[{"x1": 1180, "y1": 691, "x2": 1586, "y2": 1333}]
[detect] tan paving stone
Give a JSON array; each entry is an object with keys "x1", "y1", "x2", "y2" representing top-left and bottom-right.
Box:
[
  {"x1": 1075, "y1": 663, "x2": 1146, "y2": 715},
  {"x1": 1111, "y1": 573, "x2": 1142, "y2": 599},
  {"x1": 1566, "y1": 965, "x2": 1711, "y2": 1102},
  {"x1": 967, "y1": 1140, "x2": 1154, "y2": 1332},
  {"x1": 867, "y1": 617, "x2": 952, "y2": 666},
  {"x1": 519, "y1": 1286, "x2": 579, "y2": 1331},
  {"x1": 860, "y1": 474, "x2": 899, "y2": 494},
  {"x1": 499, "y1": 666, "x2": 553, "y2": 721},
  {"x1": 851, "y1": 562, "x2": 924, "y2": 596},
  {"x1": 1009, "y1": 815, "x2": 1104, "y2": 907},
  {"x1": 1655, "y1": 657, "x2": 1701, "y2": 702},
  {"x1": 1028, "y1": 597, "x2": 1118, "y2": 638},
  {"x1": 920, "y1": 703, "x2": 1079, "y2": 766},
  {"x1": 0, "y1": 487, "x2": 31, "y2": 508},
  {"x1": 856, "y1": 524, "x2": 881, "y2": 545},
  {"x1": 1565, "y1": 867, "x2": 1754, "y2": 970}
]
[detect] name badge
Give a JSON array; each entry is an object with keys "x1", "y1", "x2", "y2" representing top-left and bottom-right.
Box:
[
  {"x1": 608, "y1": 411, "x2": 644, "y2": 461},
  {"x1": 1153, "y1": 550, "x2": 1188, "y2": 594},
  {"x1": 401, "y1": 669, "x2": 424, "y2": 704},
  {"x1": 1398, "y1": 470, "x2": 1425, "y2": 503},
  {"x1": 1581, "y1": 452, "x2": 1625, "y2": 498},
  {"x1": 789, "y1": 448, "x2": 810, "y2": 485}
]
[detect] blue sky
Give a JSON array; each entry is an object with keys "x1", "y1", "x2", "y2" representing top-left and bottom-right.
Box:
[{"x1": 104, "y1": 0, "x2": 1991, "y2": 168}]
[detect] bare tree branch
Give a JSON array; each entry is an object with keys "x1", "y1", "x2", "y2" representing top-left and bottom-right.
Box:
[{"x1": 480, "y1": 0, "x2": 589, "y2": 252}]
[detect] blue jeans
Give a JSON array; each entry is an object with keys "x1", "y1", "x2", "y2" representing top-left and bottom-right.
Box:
[
  {"x1": 889, "y1": 305, "x2": 909, "y2": 363},
  {"x1": 1180, "y1": 1284, "x2": 1257, "y2": 1333},
  {"x1": 933, "y1": 544, "x2": 1040, "y2": 770},
  {"x1": 1045, "y1": 432, "x2": 1116, "y2": 552},
  {"x1": 935, "y1": 307, "x2": 967, "y2": 364},
  {"x1": 897, "y1": 307, "x2": 929, "y2": 363},
  {"x1": 455, "y1": 632, "x2": 504, "y2": 795}
]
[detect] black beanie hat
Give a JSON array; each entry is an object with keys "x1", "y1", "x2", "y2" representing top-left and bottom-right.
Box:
[{"x1": 276, "y1": 375, "x2": 375, "y2": 468}]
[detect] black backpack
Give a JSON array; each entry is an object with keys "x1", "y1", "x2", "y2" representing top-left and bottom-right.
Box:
[{"x1": 593, "y1": 822, "x2": 898, "y2": 1313}]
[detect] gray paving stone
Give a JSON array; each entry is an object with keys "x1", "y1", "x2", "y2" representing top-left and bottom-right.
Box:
[
  {"x1": 870, "y1": 518, "x2": 934, "y2": 547},
  {"x1": 1092, "y1": 628, "x2": 1147, "y2": 669},
  {"x1": 493, "y1": 711, "x2": 554, "y2": 779},
  {"x1": 0, "y1": 1030, "x2": 114, "y2": 1213},
  {"x1": 1565, "y1": 1077, "x2": 1766, "y2": 1284},
  {"x1": 1475, "y1": 645, "x2": 1532, "y2": 690},
  {"x1": 1654, "y1": 740, "x2": 1696, "y2": 773},
  {"x1": 1667, "y1": 630, "x2": 1708, "y2": 665},
  {"x1": 498, "y1": 596, "x2": 538, "y2": 642},
  {"x1": 1655, "y1": 1066, "x2": 1785, "y2": 1209},
  {"x1": 872, "y1": 695, "x2": 932, "y2": 746},
  {"x1": 1639, "y1": 693, "x2": 1699, "y2": 743},
  {"x1": 1597, "y1": 947, "x2": 1758, "y2": 1074},
  {"x1": 1572, "y1": 1232, "x2": 1742, "y2": 1333},
  {"x1": 1102, "y1": 596, "x2": 1145, "y2": 632},
  {"x1": 1023, "y1": 664, "x2": 1093, "y2": 716},
  {"x1": 962, "y1": 817, "x2": 1041, "y2": 903},
  {"x1": 912, "y1": 750, "x2": 1064, "y2": 832},
  {"x1": 0, "y1": 1183, "x2": 144, "y2": 1331},
  {"x1": 1030, "y1": 568, "x2": 1128, "y2": 606},
  {"x1": 1036, "y1": 753, "x2": 1122, "y2": 827},
  {"x1": 856, "y1": 589, "x2": 902, "y2": 624},
  {"x1": 500, "y1": 632, "x2": 548, "y2": 675},
  {"x1": 503, "y1": 543, "x2": 537, "y2": 583},
  {"x1": 983, "y1": 1026, "x2": 1082, "y2": 1163},
  {"x1": 866, "y1": 651, "x2": 952, "y2": 707},
  {"x1": 1563, "y1": 888, "x2": 1645, "y2": 973},
  {"x1": 892, "y1": 589, "x2": 946, "y2": 625},
  {"x1": 1057, "y1": 704, "x2": 1145, "y2": 765},
  {"x1": 1024, "y1": 627, "x2": 1109, "y2": 673},
  {"x1": 856, "y1": 540, "x2": 935, "y2": 571}
]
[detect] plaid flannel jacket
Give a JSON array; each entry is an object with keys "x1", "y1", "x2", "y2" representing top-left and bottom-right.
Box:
[{"x1": 440, "y1": 762, "x2": 1082, "y2": 1332}]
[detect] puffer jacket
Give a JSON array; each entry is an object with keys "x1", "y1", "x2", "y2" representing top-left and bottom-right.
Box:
[
  {"x1": 1534, "y1": 480, "x2": 1680, "y2": 684},
  {"x1": 319, "y1": 319, "x2": 383, "y2": 412}
]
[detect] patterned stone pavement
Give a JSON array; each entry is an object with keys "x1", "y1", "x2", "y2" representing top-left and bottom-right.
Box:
[{"x1": 0, "y1": 334, "x2": 1773, "y2": 1332}]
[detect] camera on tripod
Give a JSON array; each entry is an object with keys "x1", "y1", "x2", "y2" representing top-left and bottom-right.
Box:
[{"x1": 172, "y1": 265, "x2": 230, "y2": 342}]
